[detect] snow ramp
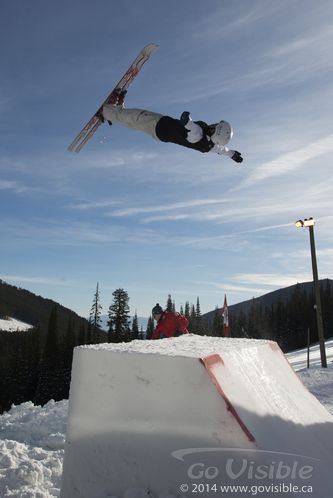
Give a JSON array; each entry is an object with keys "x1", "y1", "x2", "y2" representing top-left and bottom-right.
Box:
[{"x1": 60, "y1": 336, "x2": 333, "y2": 498}]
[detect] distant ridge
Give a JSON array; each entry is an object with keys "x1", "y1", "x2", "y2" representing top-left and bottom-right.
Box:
[
  {"x1": 203, "y1": 279, "x2": 333, "y2": 323},
  {"x1": 0, "y1": 279, "x2": 88, "y2": 332}
]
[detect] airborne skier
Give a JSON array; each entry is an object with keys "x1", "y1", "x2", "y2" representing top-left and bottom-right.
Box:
[
  {"x1": 101, "y1": 92, "x2": 243, "y2": 163},
  {"x1": 68, "y1": 43, "x2": 243, "y2": 162}
]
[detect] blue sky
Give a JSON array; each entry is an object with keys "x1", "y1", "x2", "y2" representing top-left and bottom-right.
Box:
[{"x1": 1, "y1": 0, "x2": 333, "y2": 318}]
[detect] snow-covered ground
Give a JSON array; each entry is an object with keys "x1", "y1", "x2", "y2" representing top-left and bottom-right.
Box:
[
  {"x1": 0, "y1": 400, "x2": 67, "y2": 498},
  {"x1": 286, "y1": 338, "x2": 333, "y2": 414},
  {"x1": 0, "y1": 337, "x2": 332, "y2": 498},
  {"x1": 0, "y1": 317, "x2": 33, "y2": 332}
]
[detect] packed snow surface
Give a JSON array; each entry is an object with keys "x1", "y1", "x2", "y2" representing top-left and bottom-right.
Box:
[
  {"x1": 83, "y1": 334, "x2": 271, "y2": 356},
  {"x1": 0, "y1": 316, "x2": 33, "y2": 332},
  {"x1": 0, "y1": 336, "x2": 332, "y2": 497},
  {"x1": 287, "y1": 339, "x2": 333, "y2": 414}
]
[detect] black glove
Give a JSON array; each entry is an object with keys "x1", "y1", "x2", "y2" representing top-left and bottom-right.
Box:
[
  {"x1": 231, "y1": 151, "x2": 243, "y2": 163},
  {"x1": 180, "y1": 111, "x2": 190, "y2": 126}
]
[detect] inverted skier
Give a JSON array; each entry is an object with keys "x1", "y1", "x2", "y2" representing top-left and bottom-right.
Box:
[{"x1": 99, "y1": 90, "x2": 243, "y2": 163}]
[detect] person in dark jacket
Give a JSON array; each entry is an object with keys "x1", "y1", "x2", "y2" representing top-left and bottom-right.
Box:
[
  {"x1": 101, "y1": 95, "x2": 243, "y2": 163},
  {"x1": 151, "y1": 303, "x2": 189, "y2": 340}
]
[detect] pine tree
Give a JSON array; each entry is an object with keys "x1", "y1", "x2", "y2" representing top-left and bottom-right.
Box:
[
  {"x1": 131, "y1": 311, "x2": 139, "y2": 341},
  {"x1": 195, "y1": 297, "x2": 203, "y2": 334},
  {"x1": 62, "y1": 318, "x2": 76, "y2": 399},
  {"x1": 184, "y1": 301, "x2": 190, "y2": 319},
  {"x1": 89, "y1": 282, "x2": 103, "y2": 333},
  {"x1": 322, "y1": 279, "x2": 333, "y2": 339},
  {"x1": 77, "y1": 322, "x2": 88, "y2": 345},
  {"x1": 138, "y1": 325, "x2": 145, "y2": 340},
  {"x1": 107, "y1": 288, "x2": 131, "y2": 342},
  {"x1": 188, "y1": 304, "x2": 197, "y2": 334},
  {"x1": 146, "y1": 316, "x2": 155, "y2": 340},
  {"x1": 195, "y1": 297, "x2": 200, "y2": 316},
  {"x1": 34, "y1": 306, "x2": 63, "y2": 405},
  {"x1": 187, "y1": 299, "x2": 204, "y2": 335},
  {"x1": 212, "y1": 306, "x2": 224, "y2": 337},
  {"x1": 166, "y1": 294, "x2": 173, "y2": 312}
]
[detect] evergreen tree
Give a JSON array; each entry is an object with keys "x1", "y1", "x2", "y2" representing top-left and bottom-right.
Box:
[
  {"x1": 166, "y1": 294, "x2": 173, "y2": 312},
  {"x1": 107, "y1": 288, "x2": 131, "y2": 342},
  {"x1": 62, "y1": 318, "x2": 76, "y2": 399},
  {"x1": 146, "y1": 316, "x2": 155, "y2": 340},
  {"x1": 89, "y1": 282, "x2": 103, "y2": 337},
  {"x1": 180, "y1": 304, "x2": 184, "y2": 315},
  {"x1": 86, "y1": 322, "x2": 93, "y2": 344},
  {"x1": 187, "y1": 298, "x2": 204, "y2": 335},
  {"x1": 34, "y1": 306, "x2": 63, "y2": 405},
  {"x1": 195, "y1": 297, "x2": 203, "y2": 334},
  {"x1": 77, "y1": 322, "x2": 88, "y2": 345},
  {"x1": 138, "y1": 325, "x2": 145, "y2": 340},
  {"x1": 184, "y1": 301, "x2": 190, "y2": 319},
  {"x1": 0, "y1": 328, "x2": 40, "y2": 412},
  {"x1": 195, "y1": 297, "x2": 201, "y2": 317},
  {"x1": 188, "y1": 304, "x2": 197, "y2": 334},
  {"x1": 212, "y1": 306, "x2": 224, "y2": 337},
  {"x1": 322, "y1": 280, "x2": 333, "y2": 339},
  {"x1": 107, "y1": 320, "x2": 114, "y2": 343},
  {"x1": 131, "y1": 311, "x2": 140, "y2": 341}
]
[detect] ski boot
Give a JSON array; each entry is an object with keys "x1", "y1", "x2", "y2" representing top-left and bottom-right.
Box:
[
  {"x1": 107, "y1": 88, "x2": 127, "y2": 108},
  {"x1": 116, "y1": 89, "x2": 127, "y2": 108},
  {"x1": 96, "y1": 89, "x2": 127, "y2": 125}
]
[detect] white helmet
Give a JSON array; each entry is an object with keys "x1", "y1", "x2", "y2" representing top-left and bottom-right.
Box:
[{"x1": 211, "y1": 120, "x2": 233, "y2": 146}]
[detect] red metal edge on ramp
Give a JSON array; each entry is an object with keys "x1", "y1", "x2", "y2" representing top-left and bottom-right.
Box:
[{"x1": 200, "y1": 354, "x2": 256, "y2": 443}]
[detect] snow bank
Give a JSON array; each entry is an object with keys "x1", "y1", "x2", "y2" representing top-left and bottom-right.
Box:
[
  {"x1": 0, "y1": 400, "x2": 67, "y2": 450},
  {"x1": 0, "y1": 317, "x2": 33, "y2": 332},
  {"x1": 61, "y1": 335, "x2": 333, "y2": 498},
  {"x1": 287, "y1": 339, "x2": 333, "y2": 417},
  {"x1": 287, "y1": 338, "x2": 333, "y2": 370},
  {"x1": 0, "y1": 400, "x2": 68, "y2": 498}
]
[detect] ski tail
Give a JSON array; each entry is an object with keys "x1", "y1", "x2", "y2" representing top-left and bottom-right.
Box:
[{"x1": 68, "y1": 43, "x2": 159, "y2": 153}]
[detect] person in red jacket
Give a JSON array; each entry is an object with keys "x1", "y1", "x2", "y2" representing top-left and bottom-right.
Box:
[{"x1": 151, "y1": 303, "x2": 189, "y2": 340}]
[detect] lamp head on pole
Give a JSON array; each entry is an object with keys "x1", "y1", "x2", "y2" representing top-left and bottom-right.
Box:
[{"x1": 295, "y1": 217, "x2": 315, "y2": 228}]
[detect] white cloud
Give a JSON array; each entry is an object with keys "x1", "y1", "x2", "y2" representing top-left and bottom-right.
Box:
[
  {"x1": 79, "y1": 150, "x2": 160, "y2": 169},
  {"x1": 106, "y1": 198, "x2": 230, "y2": 217},
  {"x1": 234, "y1": 134, "x2": 333, "y2": 190},
  {"x1": 143, "y1": 214, "x2": 190, "y2": 223},
  {"x1": 231, "y1": 273, "x2": 312, "y2": 288},
  {"x1": 69, "y1": 200, "x2": 121, "y2": 210},
  {"x1": 269, "y1": 23, "x2": 333, "y2": 59},
  {"x1": 0, "y1": 179, "x2": 29, "y2": 193},
  {"x1": 191, "y1": 2, "x2": 286, "y2": 43},
  {"x1": 205, "y1": 280, "x2": 269, "y2": 295}
]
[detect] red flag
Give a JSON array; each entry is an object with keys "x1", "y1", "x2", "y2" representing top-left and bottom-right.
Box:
[{"x1": 222, "y1": 294, "x2": 230, "y2": 337}]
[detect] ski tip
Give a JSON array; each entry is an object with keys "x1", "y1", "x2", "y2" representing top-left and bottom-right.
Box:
[
  {"x1": 67, "y1": 145, "x2": 78, "y2": 153},
  {"x1": 143, "y1": 43, "x2": 159, "y2": 56}
]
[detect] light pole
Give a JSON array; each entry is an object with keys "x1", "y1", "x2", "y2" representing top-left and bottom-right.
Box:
[{"x1": 295, "y1": 217, "x2": 327, "y2": 368}]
